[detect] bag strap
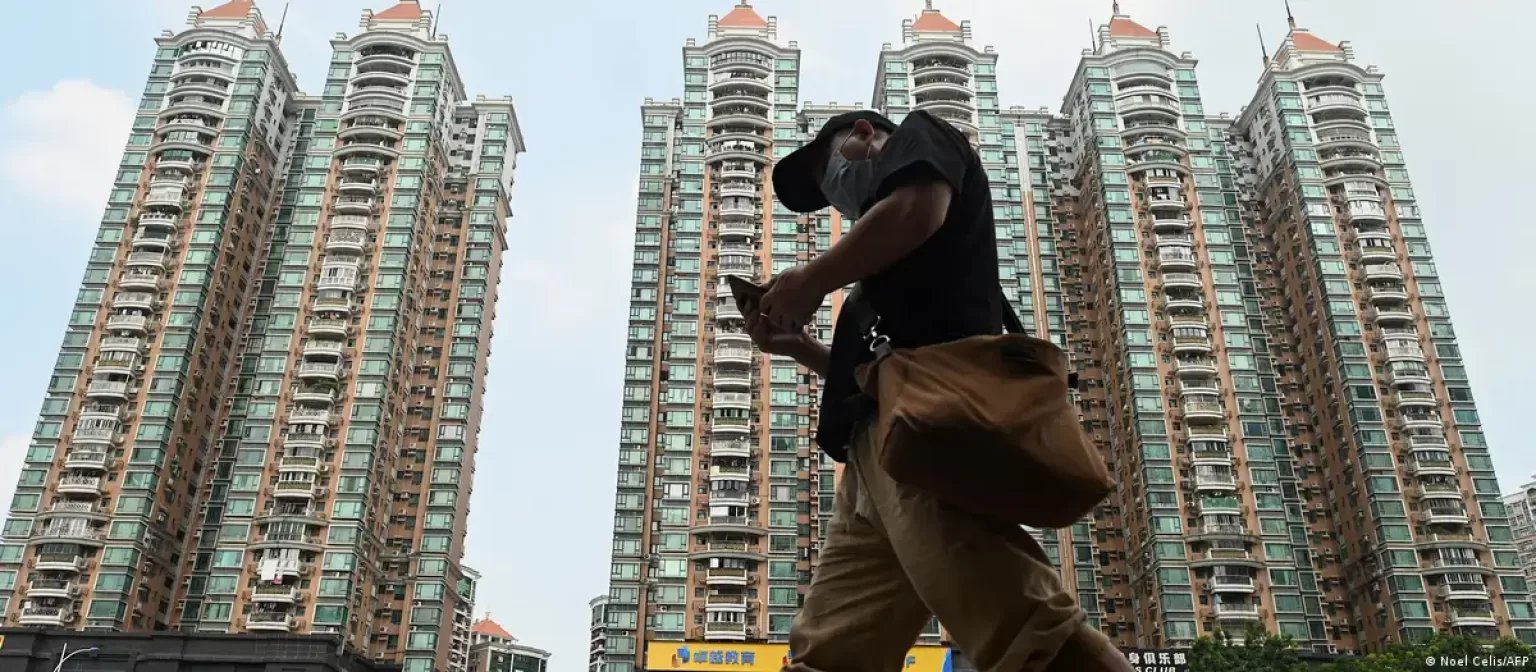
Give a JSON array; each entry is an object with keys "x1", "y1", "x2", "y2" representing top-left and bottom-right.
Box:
[{"x1": 853, "y1": 284, "x2": 1077, "y2": 389}]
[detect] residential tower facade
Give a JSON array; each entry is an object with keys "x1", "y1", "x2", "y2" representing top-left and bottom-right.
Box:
[
  {"x1": 606, "y1": 1, "x2": 1531, "y2": 664},
  {"x1": 1, "y1": 3, "x2": 522, "y2": 672}
]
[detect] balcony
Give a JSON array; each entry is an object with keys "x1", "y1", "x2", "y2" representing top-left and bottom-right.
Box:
[
  {"x1": 341, "y1": 157, "x2": 384, "y2": 174},
  {"x1": 1407, "y1": 457, "x2": 1456, "y2": 477},
  {"x1": 119, "y1": 272, "x2": 163, "y2": 291},
  {"x1": 1152, "y1": 217, "x2": 1191, "y2": 232},
  {"x1": 1194, "y1": 523, "x2": 1251, "y2": 540},
  {"x1": 131, "y1": 230, "x2": 176, "y2": 249},
  {"x1": 279, "y1": 455, "x2": 324, "y2": 472},
  {"x1": 289, "y1": 409, "x2": 332, "y2": 426},
  {"x1": 1448, "y1": 608, "x2": 1498, "y2": 628},
  {"x1": 302, "y1": 340, "x2": 346, "y2": 359},
  {"x1": 1410, "y1": 482, "x2": 1461, "y2": 500},
  {"x1": 85, "y1": 380, "x2": 130, "y2": 399},
  {"x1": 1387, "y1": 366, "x2": 1431, "y2": 387},
  {"x1": 246, "y1": 612, "x2": 296, "y2": 632},
  {"x1": 144, "y1": 181, "x2": 186, "y2": 208},
  {"x1": 1367, "y1": 284, "x2": 1409, "y2": 303},
  {"x1": 252, "y1": 585, "x2": 299, "y2": 603},
  {"x1": 26, "y1": 579, "x2": 80, "y2": 600},
  {"x1": 709, "y1": 465, "x2": 751, "y2": 481},
  {"x1": 274, "y1": 480, "x2": 320, "y2": 499},
  {"x1": 704, "y1": 593, "x2": 748, "y2": 610},
  {"x1": 1183, "y1": 401, "x2": 1224, "y2": 422},
  {"x1": 125, "y1": 252, "x2": 168, "y2": 270},
  {"x1": 326, "y1": 230, "x2": 369, "y2": 253},
  {"x1": 1212, "y1": 602, "x2": 1262, "y2": 620},
  {"x1": 1161, "y1": 272, "x2": 1202, "y2": 290},
  {"x1": 718, "y1": 204, "x2": 756, "y2": 220},
  {"x1": 717, "y1": 300, "x2": 743, "y2": 321},
  {"x1": 710, "y1": 488, "x2": 751, "y2": 505},
  {"x1": 719, "y1": 220, "x2": 755, "y2": 237},
  {"x1": 714, "y1": 370, "x2": 750, "y2": 388},
  {"x1": 55, "y1": 476, "x2": 103, "y2": 496},
  {"x1": 64, "y1": 450, "x2": 111, "y2": 471},
  {"x1": 1394, "y1": 389, "x2": 1437, "y2": 408},
  {"x1": 711, "y1": 415, "x2": 749, "y2": 435},
  {"x1": 1398, "y1": 412, "x2": 1441, "y2": 430},
  {"x1": 18, "y1": 605, "x2": 71, "y2": 627},
  {"x1": 307, "y1": 318, "x2": 349, "y2": 338},
  {"x1": 1147, "y1": 195, "x2": 1188, "y2": 211},
  {"x1": 1197, "y1": 498, "x2": 1242, "y2": 516},
  {"x1": 297, "y1": 362, "x2": 343, "y2": 380},
  {"x1": 1436, "y1": 582, "x2": 1491, "y2": 600},
  {"x1": 317, "y1": 272, "x2": 359, "y2": 291},
  {"x1": 1173, "y1": 357, "x2": 1217, "y2": 376},
  {"x1": 1421, "y1": 507, "x2": 1471, "y2": 525},
  {"x1": 333, "y1": 197, "x2": 377, "y2": 213},
  {"x1": 702, "y1": 620, "x2": 747, "y2": 640},
  {"x1": 704, "y1": 566, "x2": 749, "y2": 585},
  {"x1": 1374, "y1": 307, "x2": 1415, "y2": 325},
  {"x1": 338, "y1": 178, "x2": 379, "y2": 194},
  {"x1": 1193, "y1": 471, "x2": 1238, "y2": 491},
  {"x1": 1157, "y1": 249, "x2": 1197, "y2": 270},
  {"x1": 312, "y1": 296, "x2": 354, "y2": 313},
  {"x1": 113, "y1": 292, "x2": 157, "y2": 311},
  {"x1": 713, "y1": 391, "x2": 751, "y2": 410},
  {"x1": 293, "y1": 388, "x2": 338, "y2": 405},
  {"x1": 1363, "y1": 264, "x2": 1403, "y2": 281},
  {"x1": 715, "y1": 346, "x2": 753, "y2": 367},
  {"x1": 710, "y1": 441, "x2": 752, "y2": 459},
  {"x1": 32, "y1": 553, "x2": 87, "y2": 573},
  {"x1": 35, "y1": 524, "x2": 104, "y2": 544},
  {"x1": 1208, "y1": 575, "x2": 1256, "y2": 593}
]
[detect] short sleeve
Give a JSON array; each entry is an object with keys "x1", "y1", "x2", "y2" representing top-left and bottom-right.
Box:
[{"x1": 864, "y1": 111, "x2": 971, "y2": 207}]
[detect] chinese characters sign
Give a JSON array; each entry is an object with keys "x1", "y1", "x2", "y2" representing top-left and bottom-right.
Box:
[{"x1": 1120, "y1": 648, "x2": 1189, "y2": 672}]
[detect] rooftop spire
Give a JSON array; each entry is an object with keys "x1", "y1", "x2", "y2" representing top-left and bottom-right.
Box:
[
  {"x1": 1284, "y1": 0, "x2": 1296, "y2": 30},
  {"x1": 1112, "y1": 1, "x2": 1121, "y2": 14}
]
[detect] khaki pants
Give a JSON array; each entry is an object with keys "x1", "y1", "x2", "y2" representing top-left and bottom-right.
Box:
[{"x1": 786, "y1": 426, "x2": 1128, "y2": 672}]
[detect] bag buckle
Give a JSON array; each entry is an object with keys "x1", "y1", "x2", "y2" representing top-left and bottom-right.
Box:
[{"x1": 866, "y1": 317, "x2": 892, "y2": 360}]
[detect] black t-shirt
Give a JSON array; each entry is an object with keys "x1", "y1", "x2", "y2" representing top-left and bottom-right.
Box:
[{"x1": 814, "y1": 111, "x2": 1003, "y2": 461}]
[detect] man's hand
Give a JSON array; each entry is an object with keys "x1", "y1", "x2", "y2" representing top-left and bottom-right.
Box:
[
  {"x1": 758, "y1": 265, "x2": 823, "y2": 332},
  {"x1": 744, "y1": 312, "x2": 814, "y2": 358}
]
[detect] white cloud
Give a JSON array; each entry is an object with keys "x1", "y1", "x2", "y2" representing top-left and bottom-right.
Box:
[
  {"x1": 0, "y1": 434, "x2": 26, "y2": 512},
  {"x1": 0, "y1": 80, "x2": 135, "y2": 219}
]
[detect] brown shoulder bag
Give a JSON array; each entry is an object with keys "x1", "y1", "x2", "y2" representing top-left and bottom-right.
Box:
[{"x1": 852, "y1": 288, "x2": 1113, "y2": 528}]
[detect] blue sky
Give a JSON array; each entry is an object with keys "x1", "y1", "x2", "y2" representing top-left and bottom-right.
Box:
[{"x1": 0, "y1": 0, "x2": 1532, "y2": 668}]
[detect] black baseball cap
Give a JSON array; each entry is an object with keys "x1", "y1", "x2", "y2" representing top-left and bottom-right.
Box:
[{"x1": 771, "y1": 110, "x2": 898, "y2": 213}]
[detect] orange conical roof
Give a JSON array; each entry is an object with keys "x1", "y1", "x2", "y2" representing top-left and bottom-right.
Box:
[
  {"x1": 912, "y1": 3, "x2": 961, "y2": 32},
  {"x1": 472, "y1": 617, "x2": 513, "y2": 639},
  {"x1": 199, "y1": 0, "x2": 255, "y2": 18},
  {"x1": 1108, "y1": 17, "x2": 1157, "y2": 38},
  {"x1": 718, "y1": 2, "x2": 768, "y2": 28},
  {"x1": 375, "y1": 0, "x2": 425, "y2": 20},
  {"x1": 1290, "y1": 30, "x2": 1342, "y2": 52}
]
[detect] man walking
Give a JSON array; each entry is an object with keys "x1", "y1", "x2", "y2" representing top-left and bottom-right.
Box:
[{"x1": 743, "y1": 109, "x2": 1131, "y2": 672}]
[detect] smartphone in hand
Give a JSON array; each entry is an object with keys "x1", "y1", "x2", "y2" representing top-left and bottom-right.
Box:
[{"x1": 726, "y1": 275, "x2": 765, "y2": 314}]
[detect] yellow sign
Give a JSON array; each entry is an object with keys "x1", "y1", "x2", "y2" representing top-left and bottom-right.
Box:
[{"x1": 645, "y1": 642, "x2": 951, "y2": 672}]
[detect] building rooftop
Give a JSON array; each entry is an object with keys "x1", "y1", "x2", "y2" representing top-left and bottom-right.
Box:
[
  {"x1": 912, "y1": 2, "x2": 961, "y2": 33},
  {"x1": 717, "y1": 2, "x2": 768, "y2": 28},
  {"x1": 198, "y1": 0, "x2": 255, "y2": 19},
  {"x1": 471, "y1": 617, "x2": 514, "y2": 640},
  {"x1": 374, "y1": 0, "x2": 425, "y2": 21}
]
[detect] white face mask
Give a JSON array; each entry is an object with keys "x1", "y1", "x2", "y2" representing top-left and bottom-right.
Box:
[{"x1": 820, "y1": 133, "x2": 873, "y2": 220}]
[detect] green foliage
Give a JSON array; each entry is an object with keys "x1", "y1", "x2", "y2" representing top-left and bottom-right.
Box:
[
  {"x1": 1187, "y1": 625, "x2": 1536, "y2": 672},
  {"x1": 1189, "y1": 623, "x2": 1306, "y2": 672},
  {"x1": 1317, "y1": 632, "x2": 1536, "y2": 672}
]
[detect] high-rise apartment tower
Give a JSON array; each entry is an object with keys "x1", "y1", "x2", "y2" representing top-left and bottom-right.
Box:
[
  {"x1": 606, "y1": 0, "x2": 1533, "y2": 663},
  {"x1": 0, "y1": 2, "x2": 523, "y2": 671}
]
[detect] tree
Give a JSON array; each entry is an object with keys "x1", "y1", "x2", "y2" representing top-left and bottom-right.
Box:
[
  {"x1": 1189, "y1": 626, "x2": 1536, "y2": 672},
  {"x1": 1315, "y1": 632, "x2": 1536, "y2": 672},
  {"x1": 1189, "y1": 623, "x2": 1306, "y2": 672}
]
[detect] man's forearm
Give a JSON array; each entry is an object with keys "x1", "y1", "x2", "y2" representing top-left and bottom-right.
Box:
[
  {"x1": 800, "y1": 180, "x2": 950, "y2": 295},
  {"x1": 785, "y1": 338, "x2": 831, "y2": 378}
]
